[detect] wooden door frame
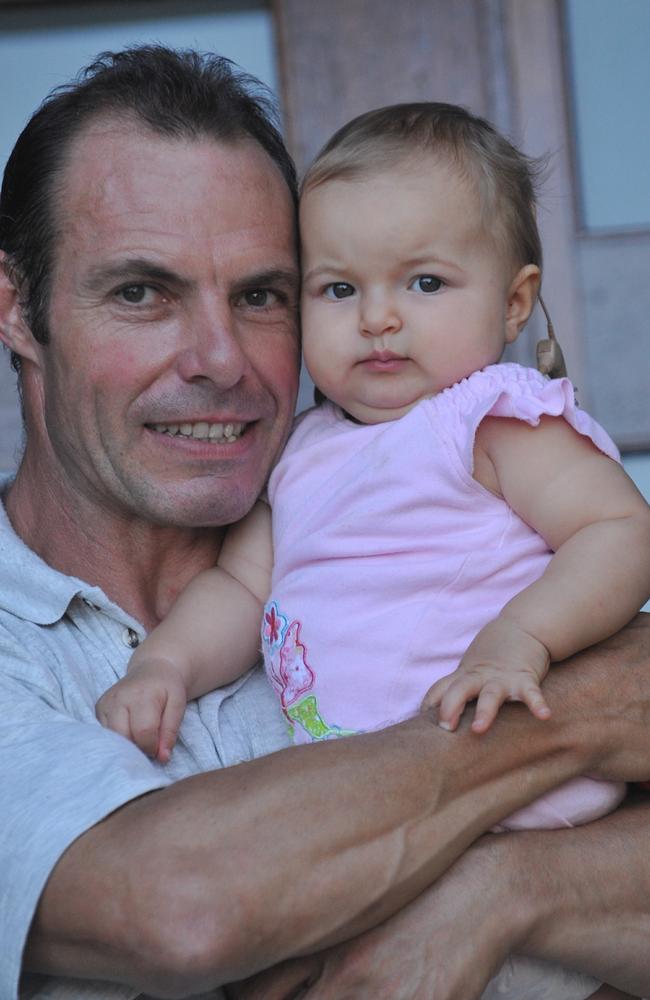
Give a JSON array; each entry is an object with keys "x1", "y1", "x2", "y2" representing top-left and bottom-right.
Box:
[{"x1": 272, "y1": 0, "x2": 589, "y2": 404}]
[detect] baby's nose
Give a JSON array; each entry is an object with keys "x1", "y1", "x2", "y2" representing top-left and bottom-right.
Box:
[{"x1": 359, "y1": 297, "x2": 402, "y2": 337}]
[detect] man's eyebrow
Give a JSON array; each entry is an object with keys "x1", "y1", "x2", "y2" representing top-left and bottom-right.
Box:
[
  {"x1": 234, "y1": 268, "x2": 300, "y2": 294},
  {"x1": 81, "y1": 259, "x2": 193, "y2": 293}
]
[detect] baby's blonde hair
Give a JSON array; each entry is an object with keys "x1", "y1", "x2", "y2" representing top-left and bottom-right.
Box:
[{"x1": 302, "y1": 102, "x2": 545, "y2": 273}]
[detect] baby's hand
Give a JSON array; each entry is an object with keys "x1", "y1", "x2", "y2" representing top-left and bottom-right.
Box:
[
  {"x1": 95, "y1": 658, "x2": 188, "y2": 763},
  {"x1": 422, "y1": 618, "x2": 552, "y2": 734}
]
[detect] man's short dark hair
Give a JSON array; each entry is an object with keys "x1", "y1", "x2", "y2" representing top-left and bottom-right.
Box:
[{"x1": 0, "y1": 45, "x2": 298, "y2": 373}]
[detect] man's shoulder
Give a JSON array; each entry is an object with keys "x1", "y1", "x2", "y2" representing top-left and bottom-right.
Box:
[{"x1": 0, "y1": 613, "x2": 59, "y2": 684}]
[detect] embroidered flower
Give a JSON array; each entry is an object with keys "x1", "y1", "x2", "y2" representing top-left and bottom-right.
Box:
[{"x1": 262, "y1": 601, "x2": 287, "y2": 650}]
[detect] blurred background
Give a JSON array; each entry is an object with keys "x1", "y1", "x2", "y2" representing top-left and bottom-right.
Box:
[{"x1": 0, "y1": 0, "x2": 648, "y2": 508}]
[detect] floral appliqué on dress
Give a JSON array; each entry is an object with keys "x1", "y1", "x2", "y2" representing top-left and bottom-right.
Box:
[{"x1": 262, "y1": 601, "x2": 356, "y2": 742}]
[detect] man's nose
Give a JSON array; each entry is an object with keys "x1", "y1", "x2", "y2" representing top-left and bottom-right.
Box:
[
  {"x1": 175, "y1": 301, "x2": 249, "y2": 388},
  {"x1": 359, "y1": 293, "x2": 402, "y2": 338}
]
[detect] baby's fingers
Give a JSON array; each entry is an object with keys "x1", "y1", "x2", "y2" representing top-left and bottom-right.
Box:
[
  {"x1": 520, "y1": 683, "x2": 552, "y2": 722},
  {"x1": 96, "y1": 700, "x2": 133, "y2": 742},
  {"x1": 421, "y1": 675, "x2": 455, "y2": 712},
  {"x1": 421, "y1": 676, "x2": 466, "y2": 728},
  {"x1": 157, "y1": 692, "x2": 187, "y2": 763},
  {"x1": 472, "y1": 680, "x2": 552, "y2": 733},
  {"x1": 434, "y1": 676, "x2": 484, "y2": 732},
  {"x1": 125, "y1": 702, "x2": 166, "y2": 758},
  {"x1": 471, "y1": 684, "x2": 509, "y2": 733}
]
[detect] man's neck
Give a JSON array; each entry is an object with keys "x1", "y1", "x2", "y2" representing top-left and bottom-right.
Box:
[{"x1": 5, "y1": 457, "x2": 224, "y2": 631}]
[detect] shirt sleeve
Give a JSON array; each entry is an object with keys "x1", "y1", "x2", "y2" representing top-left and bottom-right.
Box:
[
  {"x1": 0, "y1": 633, "x2": 170, "y2": 1000},
  {"x1": 481, "y1": 366, "x2": 620, "y2": 462},
  {"x1": 431, "y1": 364, "x2": 621, "y2": 478}
]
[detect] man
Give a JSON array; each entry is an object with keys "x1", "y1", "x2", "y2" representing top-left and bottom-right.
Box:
[{"x1": 0, "y1": 46, "x2": 648, "y2": 1000}]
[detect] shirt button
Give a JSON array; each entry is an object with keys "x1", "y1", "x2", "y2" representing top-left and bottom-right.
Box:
[{"x1": 122, "y1": 627, "x2": 140, "y2": 649}]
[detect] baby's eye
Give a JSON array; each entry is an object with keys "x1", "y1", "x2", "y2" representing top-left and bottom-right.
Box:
[
  {"x1": 410, "y1": 275, "x2": 444, "y2": 294},
  {"x1": 323, "y1": 282, "x2": 355, "y2": 300}
]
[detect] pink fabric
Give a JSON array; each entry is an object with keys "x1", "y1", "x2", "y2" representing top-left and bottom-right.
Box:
[{"x1": 263, "y1": 363, "x2": 625, "y2": 829}]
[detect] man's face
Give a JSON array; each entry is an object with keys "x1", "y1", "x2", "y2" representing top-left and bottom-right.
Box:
[{"x1": 35, "y1": 121, "x2": 299, "y2": 527}]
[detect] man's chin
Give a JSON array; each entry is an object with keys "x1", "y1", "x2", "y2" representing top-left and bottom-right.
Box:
[{"x1": 142, "y1": 484, "x2": 264, "y2": 529}]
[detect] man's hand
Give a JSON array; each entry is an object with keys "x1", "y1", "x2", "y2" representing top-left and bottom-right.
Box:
[
  {"x1": 552, "y1": 614, "x2": 650, "y2": 784},
  {"x1": 226, "y1": 957, "x2": 318, "y2": 999},
  {"x1": 95, "y1": 658, "x2": 188, "y2": 762},
  {"x1": 423, "y1": 617, "x2": 552, "y2": 733},
  {"x1": 229, "y1": 836, "x2": 601, "y2": 1000},
  {"x1": 297, "y1": 844, "x2": 513, "y2": 1000}
]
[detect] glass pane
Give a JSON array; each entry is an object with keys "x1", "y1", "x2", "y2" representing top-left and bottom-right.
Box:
[
  {"x1": 565, "y1": 0, "x2": 650, "y2": 230},
  {"x1": 0, "y1": 2, "x2": 277, "y2": 170}
]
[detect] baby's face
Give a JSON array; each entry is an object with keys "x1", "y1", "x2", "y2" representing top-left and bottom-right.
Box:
[{"x1": 300, "y1": 157, "x2": 525, "y2": 424}]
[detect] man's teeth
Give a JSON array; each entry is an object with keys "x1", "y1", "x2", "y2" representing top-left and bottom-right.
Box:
[{"x1": 152, "y1": 421, "x2": 246, "y2": 443}]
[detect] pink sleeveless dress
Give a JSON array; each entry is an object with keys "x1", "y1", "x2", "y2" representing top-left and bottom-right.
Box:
[{"x1": 262, "y1": 363, "x2": 626, "y2": 830}]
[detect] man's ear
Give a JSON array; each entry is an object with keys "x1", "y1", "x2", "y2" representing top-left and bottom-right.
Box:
[
  {"x1": 504, "y1": 264, "x2": 541, "y2": 344},
  {"x1": 0, "y1": 251, "x2": 41, "y2": 364}
]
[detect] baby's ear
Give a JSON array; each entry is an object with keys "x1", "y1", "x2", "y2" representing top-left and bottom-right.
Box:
[
  {"x1": 504, "y1": 264, "x2": 541, "y2": 344},
  {"x1": 0, "y1": 252, "x2": 41, "y2": 365}
]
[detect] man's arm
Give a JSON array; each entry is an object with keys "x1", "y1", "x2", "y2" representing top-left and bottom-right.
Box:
[
  {"x1": 239, "y1": 802, "x2": 649, "y2": 1000},
  {"x1": 25, "y1": 615, "x2": 650, "y2": 998}
]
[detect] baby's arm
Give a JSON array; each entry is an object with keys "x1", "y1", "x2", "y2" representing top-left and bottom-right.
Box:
[
  {"x1": 96, "y1": 500, "x2": 273, "y2": 760},
  {"x1": 424, "y1": 416, "x2": 650, "y2": 732}
]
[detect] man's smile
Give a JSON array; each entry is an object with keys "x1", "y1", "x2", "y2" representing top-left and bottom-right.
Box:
[{"x1": 148, "y1": 420, "x2": 247, "y2": 443}]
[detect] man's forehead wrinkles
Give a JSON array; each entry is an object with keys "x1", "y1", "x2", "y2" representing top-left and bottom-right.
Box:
[
  {"x1": 66, "y1": 162, "x2": 282, "y2": 231},
  {"x1": 71, "y1": 218, "x2": 295, "y2": 263},
  {"x1": 69, "y1": 215, "x2": 291, "y2": 250},
  {"x1": 52, "y1": 123, "x2": 298, "y2": 305}
]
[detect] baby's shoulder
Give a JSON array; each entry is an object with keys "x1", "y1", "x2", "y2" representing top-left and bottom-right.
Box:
[
  {"x1": 435, "y1": 363, "x2": 551, "y2": 414},
  {"x1": 431, "y1": 362, "x2": 575, "y2": 433},
  {"x1": 444, "y1": 363, "x2": 617, "y2": 461}
]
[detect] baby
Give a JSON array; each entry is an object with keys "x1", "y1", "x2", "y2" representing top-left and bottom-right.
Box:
[{"x1": 97, "y1": 104, "x2": 650, "y2": 835}]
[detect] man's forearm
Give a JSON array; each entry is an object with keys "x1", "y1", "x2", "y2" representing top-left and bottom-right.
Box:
[
  {"x1": 26, "y1": 616, "x2": 650, "y2": 995},
  {"x1": 26, "y1": 716, "x2": 595, "y2": 995},
  {"x1": 277, "y1": 803, "x2": 650, "y2": 1000}
]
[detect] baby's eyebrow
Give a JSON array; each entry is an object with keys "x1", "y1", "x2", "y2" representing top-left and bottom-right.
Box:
[
  {"x1": 302, "y1": 264, "x2": 348, "y2": 283},
  {"x1": 401, "y1": 253, "x2": 462, "y2": 272}
]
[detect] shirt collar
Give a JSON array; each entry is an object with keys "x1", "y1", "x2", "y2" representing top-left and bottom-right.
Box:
[{"x1": 0, "y1": 475, "x2": 124, "y2": 626}]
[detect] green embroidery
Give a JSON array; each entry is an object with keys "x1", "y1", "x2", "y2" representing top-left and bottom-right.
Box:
[{"x1": 287, "y1": 695, "x2": 357, "y2": 741}]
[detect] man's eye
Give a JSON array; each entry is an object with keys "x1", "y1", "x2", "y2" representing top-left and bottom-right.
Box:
[
  {"x1": 324, "y1": 282, "x2": 355, "y2": 300},
  {"x1": 117, "y1": 284, "x2": 153, "y2": 305},
  {"x1": 411, "y1": 275, "x2": 443, "y2": 294},
  {"x1": 242, "y1": 289, "x2": 275, "y2": 307}
]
